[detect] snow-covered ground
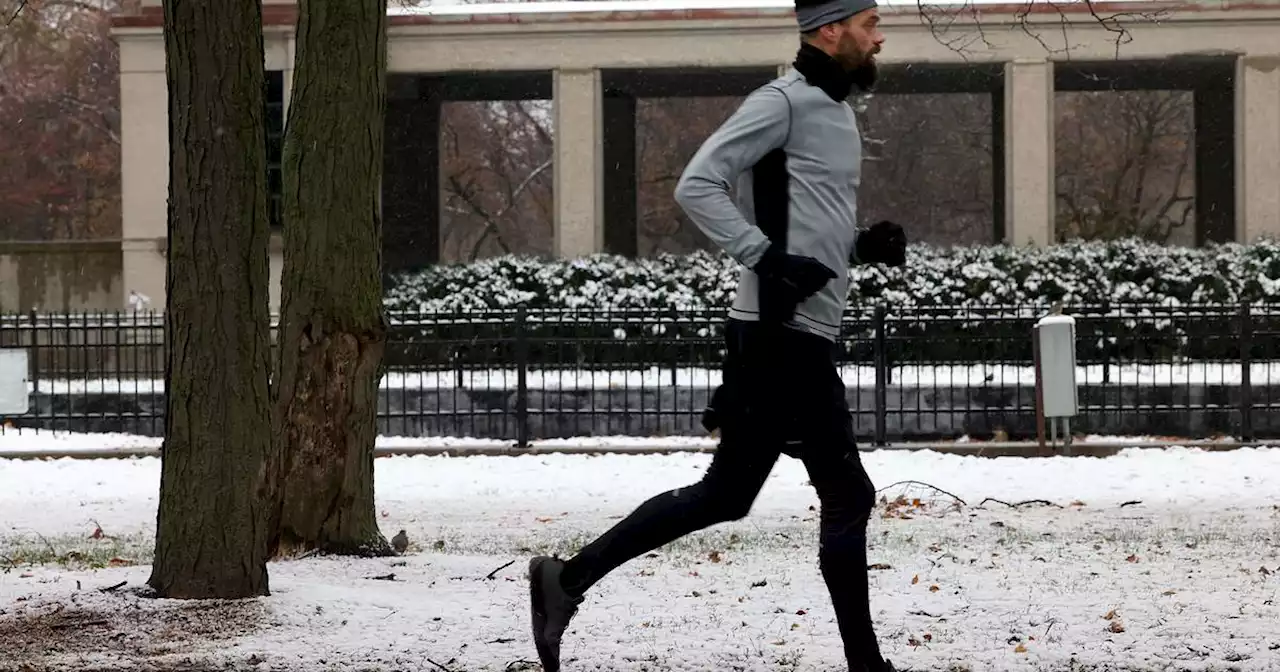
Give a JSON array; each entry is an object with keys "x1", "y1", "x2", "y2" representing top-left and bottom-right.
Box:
[
  {"x1": 2, "y1": 445, "x2": 1279, "y2": 671},
  {"x1": 0, "y1": 429, "x2": 721, "y2": 456},
  {"x1": 0, "y1": 429, "x2": 1244, "y2": 459},
  {"x1": 22, "y1": 361, "x2": 1280, "y2": 394}
]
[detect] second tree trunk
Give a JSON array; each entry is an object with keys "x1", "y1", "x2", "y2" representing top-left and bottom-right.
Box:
[{"x1": 270, "y1": 0, "x2": 392, "y2": 557}]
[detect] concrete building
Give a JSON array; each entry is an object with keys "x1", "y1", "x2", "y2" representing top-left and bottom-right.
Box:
[{"x1": 104, "y1": 0, "x2": 1280, "y2": 311}]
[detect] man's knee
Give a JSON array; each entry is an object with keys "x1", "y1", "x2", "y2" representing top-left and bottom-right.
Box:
[
  {"x1": 811, "y1": 453, "x2": 877, "y2": 532},
  {"x1": 670, "y1": 480, "x2": 755, "y2": 525}
]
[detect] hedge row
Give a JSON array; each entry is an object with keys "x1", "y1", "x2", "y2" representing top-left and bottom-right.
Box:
[{"x1": 382, "y1": 238, "x2": 1280, "y2": 366}]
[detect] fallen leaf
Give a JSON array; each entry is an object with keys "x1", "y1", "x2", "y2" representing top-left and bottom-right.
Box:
[
  {"x1": 790, "y1": 623, "x2": 800, "y2": 630},
  {"x1": 90, "y1": 527, "x2": 103, "y2": 540},
  {"x1": 1070, "y1": 500, "x2": 1087, "y2": 507},
  {"x1": 923, "y1": 633, "x2": 933, "y2": 642},
  {"x1": 1103, "y1": 609, "x2": 1118, "y2": 620},
  {"x1": 1108, "y1": 620, "x2": 1126, "y2": 633},
  {"x1": 796, "y1": 609, "x2": 807, "y2": 616},
  {"x1": 107, "y1": 558, "x2": 130, "y2": 567},
  {"x1": 1260, "y1": 566, "x2": 1272, "y2": 576},
  {"x1": 708, "y1": 550, "x2": 723, "y2": 563},
  {"x1": 1126, "y1": 554, "x2": 1139, "y2": 563},
  {"x1": 912, "y1": 574, "x2": 920, "y2": 585},
  {"x1": 907, "y1": 635, "x2": 922, "y2": 647},
  {"x1": 1014, "y1": 644, "x2": 1028, "y2": 653},
  {"x1": 929, "y1": 584, "x2": 941, "y2": 592},
  {"x1": 1162, "y1": 590, "x2": 1177, "y2": 596},
  {"x1": 534, "y1": 516, "x2": 555, "y2": 523}
]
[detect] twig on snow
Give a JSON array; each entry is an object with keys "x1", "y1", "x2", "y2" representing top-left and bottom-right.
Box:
[
  {"x1": 485, "y1": 559, "x2": 515, "y2": 580},
  {"x1": 34, "y1": 532, "x2": 57, "y2": 557},
  {"x1": 978, "y1": 497, "x2": 1062, "y2": 508},
  {"x1": 1119, "y1": 500, "x2": 1143, "y2": 508},
  {"x1": 876, "y1": 480, "x2": 968, "y2": 506},
  {"x1": 427, "y1": 658, "x2": 455, "y2": 672},
  {"x1": 98, "y1": 581, "x2": 127, "y2": 592}
]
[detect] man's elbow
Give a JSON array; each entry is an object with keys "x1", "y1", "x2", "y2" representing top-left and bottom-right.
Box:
[
  {"x1": 673, "y1": 170, "x2": 697, "y2": 210},
  {"x1": 673, "y1": 170, "x2": 720, "y2": 215}
]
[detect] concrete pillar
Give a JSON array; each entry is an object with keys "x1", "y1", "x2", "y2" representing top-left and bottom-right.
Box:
[
  {"x1": 118, "y1": 37, "x2": 168, "y2": 311},
  {"x1": 602, "y1": 92, "x2": 638, "y2": 256},
  {"x1": 1002, "y1": 59, "x2": 1055, "y2": 247},
  {"x1": 553, "y1": 68, "x2": 604, "y2": 258},
  {"x1": 1236, "y1": 55, "x2": 1280, "y2": 243},
  {"x1": 383, "y1": 76, "x2": 441, "y2": 271},
  {"x1": 0, "y1": 255, "x2": 18, "y2": 312}
]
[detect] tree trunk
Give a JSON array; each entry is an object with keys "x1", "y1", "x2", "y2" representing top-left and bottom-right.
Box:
[
  {"x1": 148, "y1": 0, "x2": 274, "y2": 599},
  {"x1": 269, "y1": 0, "x2": 392, "y2": 557}
]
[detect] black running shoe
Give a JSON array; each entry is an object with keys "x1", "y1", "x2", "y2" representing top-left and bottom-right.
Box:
[{"x1": 528, "y1": 556, "x2": 583, "y2": 672}]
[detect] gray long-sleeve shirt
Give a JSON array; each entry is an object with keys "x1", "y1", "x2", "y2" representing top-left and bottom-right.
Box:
[{"x1": 674, "y1": 68, "x2": 864, "y2": 342}]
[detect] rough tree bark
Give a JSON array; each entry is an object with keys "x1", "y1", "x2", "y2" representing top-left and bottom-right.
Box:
[
  {"x1": 148, "y1": 0, "x2": 274, "y2": 598},
  {"x1": 269, "y1": 0, "x2": 392, "y2": 557}
]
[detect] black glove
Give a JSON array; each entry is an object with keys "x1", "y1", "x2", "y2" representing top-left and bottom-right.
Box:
[
  {"x1": 854, "y1": 220, "x2": 907, "y2": 267},
  {"x1": 751, "y1": 243, "x2": 837, "y2": 324}
]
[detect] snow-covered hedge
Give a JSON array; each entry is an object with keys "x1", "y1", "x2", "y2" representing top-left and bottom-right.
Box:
[
  {"x1": 383, "y1": 238, "x2": 1280, "y2": 366},
  {"x1": 387, "y1": 238, "x2": 1280, "y2": 311}
]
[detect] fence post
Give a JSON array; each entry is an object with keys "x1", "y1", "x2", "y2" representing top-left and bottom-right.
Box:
[
  {"x1": 1239, "y1": 300, "x2": 1253, "y2": 443},
  {"x1": 1101, "y1": 299, "x2": 1111, "y2": 385},
  {"x1": 515, "y1": 307, "x2": 530, "y2": 448},
  {"x1": 669, "y1": 308, "x2": 679, "y2": 388},
  {"x1": 873, "y1": 305, "x2": 887, "y2": 447},
  {"x1": 26, "y1": 309, "x2": 39, "y2": 399}
]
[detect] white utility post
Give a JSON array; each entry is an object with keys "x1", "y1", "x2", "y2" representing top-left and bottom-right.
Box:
[
  {"x1": 1034, "y1": 314, "x2": 1078, "y2": 454},
  {"x1": 0, "y1": 349, "x2": 30, "y2": 416}
]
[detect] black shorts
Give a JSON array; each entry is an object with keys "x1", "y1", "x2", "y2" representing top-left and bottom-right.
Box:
[{"x1": 704, "y1": 318, "x2": 855, "y2": 457}]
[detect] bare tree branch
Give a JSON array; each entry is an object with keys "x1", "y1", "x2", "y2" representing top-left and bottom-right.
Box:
[
  {"x1": 468, "y1": 157, "x2": 551, "y2": 260},
  {"x1": 914, "y1": 0, "x2": 1169, "y2": 60}
]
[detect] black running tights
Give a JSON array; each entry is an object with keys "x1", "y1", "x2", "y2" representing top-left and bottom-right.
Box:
[{"x1": 557, "y1": 433, "x2": 883, "y2": 670}]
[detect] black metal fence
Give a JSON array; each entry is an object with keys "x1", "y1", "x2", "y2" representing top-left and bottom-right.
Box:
[{"x1": 1, "y1": 302, "x2": 1278, "y2": 443}]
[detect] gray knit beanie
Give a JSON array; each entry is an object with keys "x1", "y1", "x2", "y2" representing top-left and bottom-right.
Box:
[{"x1": 795, "y1": 0, "x2": 877, "y2": 32}]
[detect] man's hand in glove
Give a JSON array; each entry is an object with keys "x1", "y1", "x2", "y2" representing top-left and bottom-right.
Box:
[
  {"x1": 752, "y1": 244, "x2": 837, "y2": 322},
  {"x1": 854, "y1": 220, "x2": 907, "y2": 267}
]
